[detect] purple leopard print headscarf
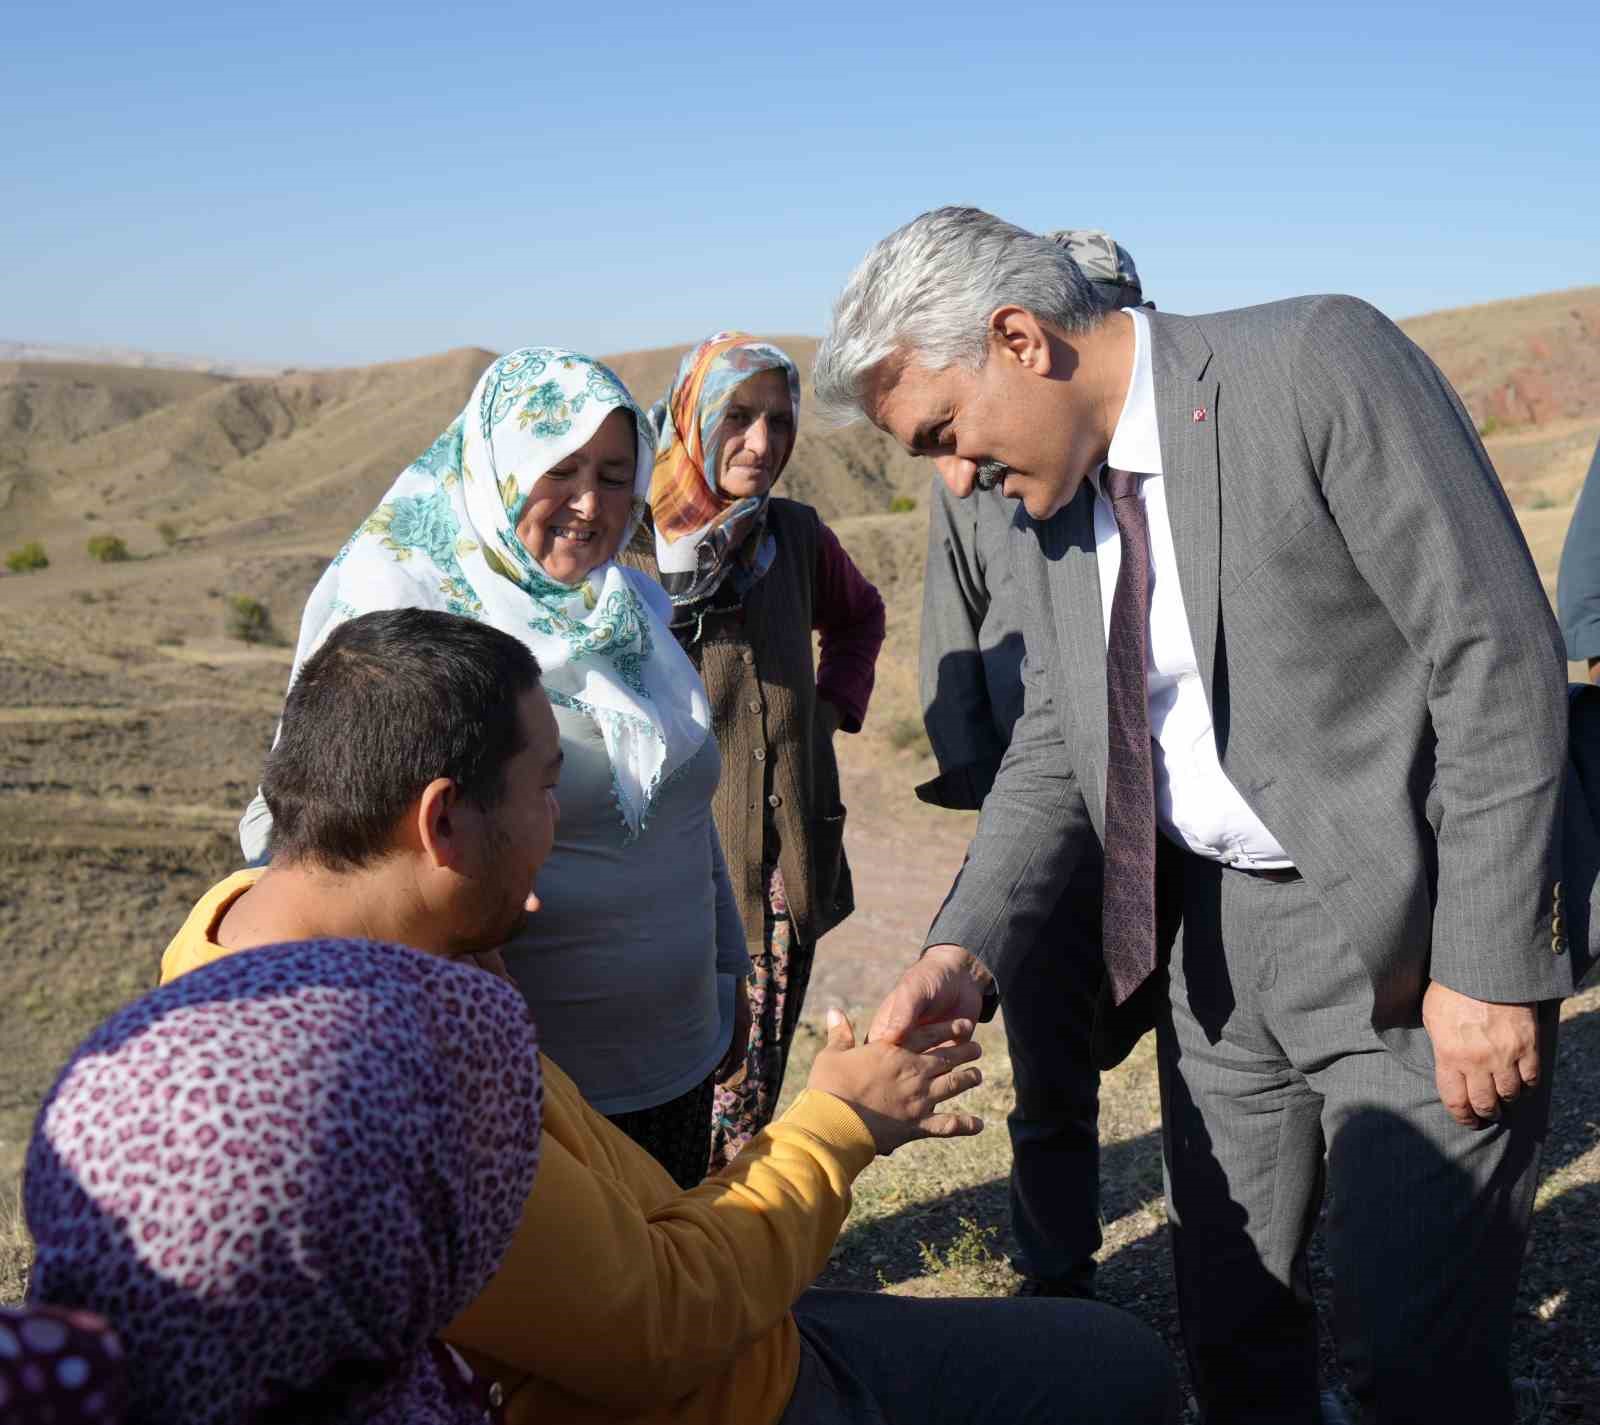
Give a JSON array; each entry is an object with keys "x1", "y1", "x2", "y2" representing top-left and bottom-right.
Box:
[{"x1": 23, "y1": 939, "x2": 541, "y2": 1425}]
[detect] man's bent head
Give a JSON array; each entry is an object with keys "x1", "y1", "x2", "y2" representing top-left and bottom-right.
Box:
[{"x1": 814, "y1": 206, "x2": 1119, "y2": 521}]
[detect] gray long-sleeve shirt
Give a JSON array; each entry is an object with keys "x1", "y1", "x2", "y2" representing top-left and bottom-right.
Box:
[
  {"x1": 1557, "y1": 436, "x2": 1600, "y2": 662},
  {"x1": 917, "y1": 476, "x2": 1031, "y2": 810}
]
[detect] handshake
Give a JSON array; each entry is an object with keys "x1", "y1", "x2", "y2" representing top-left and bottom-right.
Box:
[{"x1": 805, "y1": 1004, "x2": 985, "y2": 1156}]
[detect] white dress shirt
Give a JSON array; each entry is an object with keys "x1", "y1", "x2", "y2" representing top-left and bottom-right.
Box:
[{"x1": 1087, "y1": 308, "x2": 1293, "y2": 870}]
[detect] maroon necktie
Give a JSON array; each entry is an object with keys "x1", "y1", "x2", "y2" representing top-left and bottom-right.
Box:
[{"x1": 1101, "y1": 467, "x2": 1158, "y2": 1005}]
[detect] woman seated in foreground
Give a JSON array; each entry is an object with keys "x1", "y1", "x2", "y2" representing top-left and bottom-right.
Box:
[
  {"x1": 26, "y1": 939, "x2": 540, "y2": 1424},
  {"x1": 237, "y1": 347, "x2": 750, "y2": 1188}
]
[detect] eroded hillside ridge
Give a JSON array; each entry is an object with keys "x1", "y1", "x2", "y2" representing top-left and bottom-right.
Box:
[{"x1": 5, "y1": 288, "x2": 1598, "y2": 557}]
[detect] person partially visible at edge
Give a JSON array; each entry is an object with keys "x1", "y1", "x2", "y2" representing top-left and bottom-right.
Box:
[
  {"x1": 917, "y1": 229, "x2": 1150, "y2": 1302},
  {"x1": 235, "y1": 349, "x2": 751, "y2": 1189},
  {"x1": 814, "y1": 206, "x2": 1569, "y2": 1424},
  {"x1": 623, "y1": 331, "x2": 886, "y2": 1170},
  {"x1": 29, "y1": 939, "x2": 542, "y2": 1425},
  {"x1": 162, "y1": 607, "x2": 1179, "y2": 1425},
  {"x1": 1556, "y1": 434, "x2": 1600, "y2": 680}
]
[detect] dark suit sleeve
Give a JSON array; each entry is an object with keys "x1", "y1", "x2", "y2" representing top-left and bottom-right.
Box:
[
  {"x1": 924, "y1": 547, "x2": 1094, "y2": 992},
  {"x1": 917, "y1": 475, "x2": 1008, "y2": 810},
  {"x1": 1557, "y1": 438, "x2": 1600, "y2": 662},
  {"x1": 1294, "y1": 296, "x2": 1568, "y2": 1003}
]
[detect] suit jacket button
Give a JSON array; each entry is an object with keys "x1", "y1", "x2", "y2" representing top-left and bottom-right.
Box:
[
  {"x1": 753, "y1": 747, "x2": 767, "y2": 762},
  {"x1": 768, "y1": 793, "x2": 782, "y2": 807}
]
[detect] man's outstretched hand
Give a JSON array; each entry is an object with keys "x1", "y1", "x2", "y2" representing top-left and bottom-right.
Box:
[
  {"x1": 807, "y1": 1007, "x2": 984, "y2": 1155},
  {"x1": 867, "y1": 944, "x2": 992, "y2": 1045},
  {"x1": 1421, "y1": 979, "x2": 1542, "y2": 1129}
]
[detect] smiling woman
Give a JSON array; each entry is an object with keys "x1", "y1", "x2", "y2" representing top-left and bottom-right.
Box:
[
  {"x1": 515, "y1": 407, "x2": 638, "y2": 585},
  {"x1": 235, "y1": 348, "x2": 753, "y2": 1187}
]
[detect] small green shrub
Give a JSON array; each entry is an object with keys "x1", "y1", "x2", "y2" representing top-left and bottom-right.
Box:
[
  {"x1": 86, "y1": 534, "x2": 130, "y2": 563},
  {"x1": 1477, "y1": 415, "x2": 1504, "y2": 439},
  {"x1": 1526, "y1": 490, "x2": 1558, "y2": 511},
  {"x1": 224, "y1": 594, "x2": 274, "y2": 644},
  {"x1": 917, "y1": 1217, "x2": 999, "y2": 1274},
  {"x1": 157, "y1": 520, "x2": 181, "y2": 547},
  {"x1": 5, "y1": 542, "x2": 48, "y2": 573},
  {"x1": 888, "y1": 495, "x2": 917, "y2": 513}
]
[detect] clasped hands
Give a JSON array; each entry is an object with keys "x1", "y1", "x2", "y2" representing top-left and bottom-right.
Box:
[
  {"x1": 799, "y1": 945, "x2": 993, "y2": 1156},
  {"x1": 807, "y1": 947, "x2": 990, "y2": 1155}
]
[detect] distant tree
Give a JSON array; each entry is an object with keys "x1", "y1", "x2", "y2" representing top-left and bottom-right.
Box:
[
  {"x1": 5, "y1": 542, "x2": 49, "y2": 573},
  {"x1": 87, "y1": 534, "x2": 130, "y2": 563},
  {"x1": 224, "y1": 594, "x2": 274, "y2": 644}
]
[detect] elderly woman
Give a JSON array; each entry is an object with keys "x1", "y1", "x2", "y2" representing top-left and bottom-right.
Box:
[
  {"x1": 25, "y1": 939, "x2": 541, "y2": 1425},
  {"x1": 629, "y1": 331, "x2": 885, "y2": 1168},
  {"x1": 239, "y1": 349, "x2": 748, "y2": 1187}
]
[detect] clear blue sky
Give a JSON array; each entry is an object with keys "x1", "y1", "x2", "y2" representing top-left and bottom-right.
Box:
[{"x1": 4, "y1": 0, "x2": 1596, "y2": 368}]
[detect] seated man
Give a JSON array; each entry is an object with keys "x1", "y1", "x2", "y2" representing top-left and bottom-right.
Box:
[{"x1": 162, "y1": 607, "x2": 1177, "y2": 1425}]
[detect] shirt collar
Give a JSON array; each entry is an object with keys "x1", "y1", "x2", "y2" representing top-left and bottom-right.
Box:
[{"x1": 1088, "y1": 307, "x2": 1163, "y2": 496}]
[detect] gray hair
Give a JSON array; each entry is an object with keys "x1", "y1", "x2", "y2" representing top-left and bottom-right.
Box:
[{"x1": 813, "y1": 206, "x2": 1105, "y2": 425}]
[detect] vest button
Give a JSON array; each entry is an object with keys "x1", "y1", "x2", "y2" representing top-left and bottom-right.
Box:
[
  {"x1": 768, "y1": 793, "x2": 782, "y2": 808},
  {"x1": 742, "y1": 650, "x2": 754, "y2": 664},
  {"x1": 753, "y1": 748, "x2": 767, "y2": 762}
]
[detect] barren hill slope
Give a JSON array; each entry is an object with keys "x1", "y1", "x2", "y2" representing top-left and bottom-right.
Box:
[
  {"x1": 2, "y1": 286, "x2": 1596, "y2": 607},
  {"x1": 1, "y1": 347, "x2": 496, "y2": 565}
]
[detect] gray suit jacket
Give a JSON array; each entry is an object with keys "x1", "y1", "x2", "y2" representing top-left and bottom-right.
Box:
[{"x1": 927, "y1": 296, "x2": 1574, "y2": 1057}]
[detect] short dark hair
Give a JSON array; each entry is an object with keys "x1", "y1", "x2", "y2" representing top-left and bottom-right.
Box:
[{"x1": 262, "y1": 608, "x2": 543, "y2": 871}]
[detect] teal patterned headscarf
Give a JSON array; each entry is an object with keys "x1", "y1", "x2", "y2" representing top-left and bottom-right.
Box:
[{"x1": 280, "y1": 349, "x2": 711, "y2": 838}]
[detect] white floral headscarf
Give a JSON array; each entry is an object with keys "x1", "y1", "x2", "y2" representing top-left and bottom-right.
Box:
[{"x1": 279, "y1": 348, "x2": 710, "y2": 838}]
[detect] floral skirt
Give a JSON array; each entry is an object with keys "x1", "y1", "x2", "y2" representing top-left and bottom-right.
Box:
[{"x1": 708, "y1": 888, "x2": 817, "y2": 1172}]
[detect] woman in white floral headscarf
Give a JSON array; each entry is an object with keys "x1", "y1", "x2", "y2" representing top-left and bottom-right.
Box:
[{"x1": 238, "y1": 349, "x2": 751, "y2": 1188}]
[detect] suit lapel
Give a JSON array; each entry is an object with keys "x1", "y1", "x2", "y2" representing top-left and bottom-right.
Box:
[{"x1": 1151, "y1": 316, "x2": 1221, "y2": 717}]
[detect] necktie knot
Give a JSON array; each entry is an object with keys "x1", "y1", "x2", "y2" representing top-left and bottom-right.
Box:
[{"x1": 1104, "y1": 466, "x2": 1140, "y2": 502}]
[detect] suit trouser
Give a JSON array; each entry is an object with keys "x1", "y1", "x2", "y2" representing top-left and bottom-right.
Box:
[
  {"x1": 781, "y1": 1287, "x2": 1178, "y2": 1424},
  {"x1": 1160, "y1": 856, "x2": 1557, "y2": 1425},
  {"x1": 1002, "y1": 856, "x2": 1105, "y2": 1286}
]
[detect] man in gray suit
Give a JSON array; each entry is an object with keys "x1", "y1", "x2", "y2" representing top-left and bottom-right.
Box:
[
  {"x1": 918, "y1": 228, "x2": 1152, "y2": 1301},
  {"x1": 816, "y1": 206, "x2": 1571, "y2": 1423}
]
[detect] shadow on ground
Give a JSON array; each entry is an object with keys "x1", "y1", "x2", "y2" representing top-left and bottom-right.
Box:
[{"x1": 820, "y1": 999, "x2": 1600, "y2": 1424}]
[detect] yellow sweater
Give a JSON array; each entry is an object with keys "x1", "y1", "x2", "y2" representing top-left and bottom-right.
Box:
[{"x1": 161, "y1": 873, "x2": 878, "y2": 1425}]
